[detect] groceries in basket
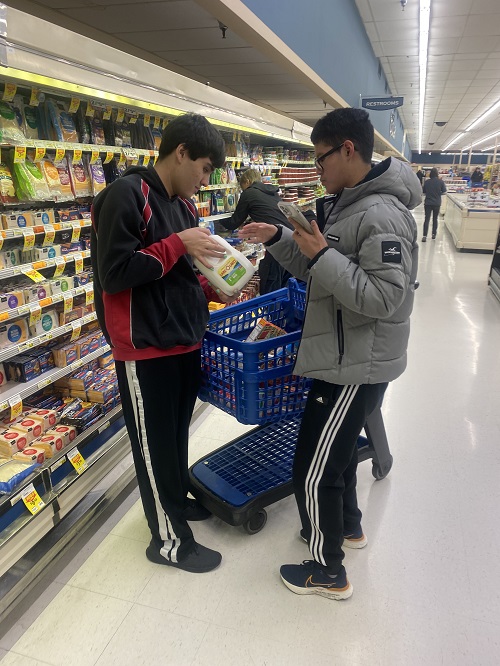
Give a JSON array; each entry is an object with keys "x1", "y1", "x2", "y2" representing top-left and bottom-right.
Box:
[
  {"x1": 245, "y1": 318, "x2": 287, "y2": 342},
  {"x1": 194, "y1": 235, "x2": 255, "y2": 296}
]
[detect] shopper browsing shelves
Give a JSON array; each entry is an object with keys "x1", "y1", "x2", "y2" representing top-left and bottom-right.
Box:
[
  {"x1": 91, "y1": 113, "x2": 238, "y2": 574},
  {"x1": 240, "y1": 108, "x2": 420, "y2": 600},
  {"x1": 422, "y1": 167, "x2": 446, "y2": 242},
  {"x1": 221, "y1": 168, "x2": 292, "y2": 293}
]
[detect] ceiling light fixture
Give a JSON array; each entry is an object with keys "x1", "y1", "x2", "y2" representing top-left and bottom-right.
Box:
[
  {"x1": 442, "y1": 132, "x2": 465, "y2": 151},
  {"x1": 418, "y1": 0, "x2": 431, "y2": 154},
  {"x1": 465, "y1": 99, "x2": 500, "y2": 132},
  {"x1": 464, "y1": 129, "x2": 500, "y2": 150}
]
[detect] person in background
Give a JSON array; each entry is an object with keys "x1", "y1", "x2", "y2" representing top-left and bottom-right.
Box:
[
  {"x1": 416, "y1": 168, "x2": 424, "y2": 186},
  {"x1": 471, "y1": 167, "x2": 483, "y2": 185},
  {"x1": 240, "y1": 108, "x2": 420, "y2": 600},
  {"x1": 91, "y1": 113, "x2": 239, "y2": 574},
  {"x1": 221, "y1": 168, "x2": 292, "y2": 293},
  {"x1": 422, "y1": 167, "x2": 447, "y2": 242}
]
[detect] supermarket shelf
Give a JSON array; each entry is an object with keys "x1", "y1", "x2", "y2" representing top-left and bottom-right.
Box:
[
  {"x1": 1, "y1": 221, "x2": 91, "y2": 241},
  {"x1": 0, "y1": 343, "x2": 110, "y2": 412},
  {"x1": 0, "y1": 283, "x2": 93, "y2": 325},
  {"x1": 281, "y1": 180, "x2": 319, "y2": 188},
  {"x1": 199, "y1": 213, "x2": 232, "y2": 222},
  {"x1": 0, "y1": 312, "x2": 98, "y2": 365},
  {"x1": 0, "y1": 141, "x2": 158, "y2": 159},
  {"x1": 0, "y1": 250, "x2": 90, "y2": 281},
  {"x1": 201, "y1": 184, "x2": 238, "y2": 191}
]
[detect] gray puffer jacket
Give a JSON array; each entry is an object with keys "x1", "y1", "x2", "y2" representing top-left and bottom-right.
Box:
[{"x1": 268, "y1": 157, "x2": 421, "y2": 385}]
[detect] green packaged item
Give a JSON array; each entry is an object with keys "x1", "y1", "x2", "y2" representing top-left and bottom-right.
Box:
[
  {"x1": 0, "y1": 100, "x2": 26, "y2": 144},
  {"x1": 13, "y1": 160, "x2": 51, "y2": 201}
]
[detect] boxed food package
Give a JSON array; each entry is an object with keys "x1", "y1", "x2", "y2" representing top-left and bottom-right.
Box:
[
  {"x1": 52, "y1": 341, "x2": 79, "y2": 367},
  {"x1": 11, "y1": 417, "x2": 44, "y2": 443},
  {"x1": 2, "y1": 248, "x2": 21, "y2": 267},
  {"x1": 245, "y1": 318, "x2": 287, "y2": 342},
  {"x1": 32, "y1": 208, "x2": 56, "y2": 226},
  {"x1": 50, "y1": 277, "x2": 72, "y2": 295},
  {"x1": 59, "y1": 304, "x2": 94, "y2": 326},
  {"x1": 46, "y1": 424, "x2": 76, "y2": 447},
  {"x1": 5, "y1": 355, "x2": 42, "y2": 382},
  {"x1": 0, "y1": 319, "x2": 29, "y2": 348},
  {"x1": 24, "y1": 282, "x2": 52, "y2": 304},
  {"x1": 98, "y1": 351, "x2": 114, "y2": 369},
  {"x1": 35, "y1": 433, "x2": 65, "y2": 457},
  {"x1": 0, "y1": 429, "x2": 28, "y2": 456},
  {"x1": 2, "y1": 211, "x2": 33, "y2": 230},
  {"x1": 0, "y1": 290, "x2": 24, "y2": 311},
  {"x1": 22, "y1": 348, "x2": 55, "y2": 373},
  {"x1": 30, "y1": 309, "x2": 59, "y2": 337},
  {"x1": 12, "y1": 446, "x2": 45, "y2": 464},
  {"x1": 32, "y1": 246, "x2": 61, "y2": 261},
  {"x1": 69, "y1": 159, "x2": 92, "y2": 198},
  {"x1": 27, "y1": 409, "x2": 58, "y2": 432}
]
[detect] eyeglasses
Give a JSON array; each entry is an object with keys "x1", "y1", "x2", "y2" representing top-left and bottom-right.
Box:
[{"x1": 314, "y1": 142, "x2": 346, "y2": 171}]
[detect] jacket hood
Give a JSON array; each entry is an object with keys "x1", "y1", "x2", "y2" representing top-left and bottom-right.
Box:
[
  {"x1": 250, "y1": 182, "x2": 280, "y2": 196},
  {"x1": 122, "y1": 164, "x2": 172, "y2": 199},
  {"x1": 338, "y1": 157, "x2": 422, "y2": 211}
]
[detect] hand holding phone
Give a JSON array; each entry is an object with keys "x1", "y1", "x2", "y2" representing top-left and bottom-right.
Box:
[{"x1": 277, "y1": 202, "x2": 314, "y2": 234}]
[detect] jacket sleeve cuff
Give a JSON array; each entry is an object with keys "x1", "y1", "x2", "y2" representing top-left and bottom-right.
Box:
[
  {"x1": 264, "y1": 225, "x2": 283, "y2": 246},
  {"x1": 308, "y1": 247, "x2": 329, "y2": 269}
]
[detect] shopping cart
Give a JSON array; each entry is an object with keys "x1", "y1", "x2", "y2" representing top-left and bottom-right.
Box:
[{"x1": 190, "y1": 280, "x2": 393, "y2": 534}]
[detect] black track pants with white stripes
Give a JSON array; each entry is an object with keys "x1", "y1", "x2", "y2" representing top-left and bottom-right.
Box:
[
  {"x1": 115, "y1": 351, "x2": 201, "y2": 563},
  {"x1": 294, "y1": 380, "x2": 388, "y2": 573}
]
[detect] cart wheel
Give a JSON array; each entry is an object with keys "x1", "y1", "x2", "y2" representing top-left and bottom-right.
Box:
[
  {"x1": 243, "y1": 509, "x2": 267, "y2": 534},
  {"x1": 372, "y1": 455, "x2": 393, "y2": 480}
]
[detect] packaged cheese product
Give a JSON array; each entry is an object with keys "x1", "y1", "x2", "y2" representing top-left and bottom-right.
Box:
[
  {"x1": 46, "y1": 425, "x2": 76, "y2": 447},
  {"x1": 0, "y1": 100, "x2": 26, "y2": 144},
  {"x1": 0, "y1": 162, "x2": 18, "y2": 204},
  {"x1": 27, "y1": 409, "x2": 58, "y2": 432},
  {"x1": 69, "y1": 159, "x2": 92, "y2": 198},
  {"x1": 12, "y1": 160, "x2": 51, "y2": 201},
  {"x1": 46, "y1": 98, "x2": 78, "y2": 143},
  {"x1": 13, "y1": 447, "x2": 45, "y2": 464},
  {"x1": 30, "y1": 309, "x2": 58, "y2": 337},
  {"x1": 35, "y1": 433, "x2": 65, "y2": 457},
  {"x1": 0, "y1": 318, "x2": 29, "y2": 348},
  {"x1": 54, "y1": 158, "x2": 74, "y2": 201},
  {"x1": 0, "y1": 429, "x2": 28, "y2": 456},
  {"x1": 86, "y1": 156, "x2": 106, "y2": 196},
  {"x1": 11, "y1": 417, "x2": 44, "y2": 443}
]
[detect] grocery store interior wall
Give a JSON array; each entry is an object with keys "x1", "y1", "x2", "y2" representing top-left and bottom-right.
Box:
[
  {"x1": 242, "y1": 0, "x2": 411, "y2": 160},
  {"x1": 411, "y1": 153, "x2": 489, "y2": 166}
]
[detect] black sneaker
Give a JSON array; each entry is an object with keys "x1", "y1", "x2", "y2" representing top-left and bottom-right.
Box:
[
  {"x1": 432, "y1": 233, "x2": 436, "y2": 239},
  {"x1": 183, "y1": 498, "x2": 212, "y2": 521},
  {"x1": 146, "y1": 540, "x2": 221, "y2": 573},
  {"x1": 422, "y1": 236, "x2": 427, "y2": 242},
  {"x1": 280, "y1": 560, "x2": 353, "y2": 600}
]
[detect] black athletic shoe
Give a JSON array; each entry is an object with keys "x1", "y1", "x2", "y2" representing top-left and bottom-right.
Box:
[
  {"x1": 422, "y1": 236, "x2": 427, "y2": 242},
  {"x1": 280, "y1": 560, "x2": 353, "y2": 599},
  {"x1": 146, "y1": 540, "x2": 222, "y2": 573},
  {"x1": 184, "y1": 498, "x2": 212, "y2": 521},
  {"x1": 299, "y1": 527, "x2": 367, "y2": 548},
  {"x1": 432, "y1": 233, "x2": 436, "y2": 239}
]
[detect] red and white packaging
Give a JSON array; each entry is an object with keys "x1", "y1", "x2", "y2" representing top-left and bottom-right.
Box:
[
  {"x1": 12, "y1": 446, "x2": 46, "y2": 464},
  {"x1": 0, "y1": 429, "x2": 28, "y2": 456},
  {"x1": 46, "y1": 425, "x2": 76, "y2": 448},
  {"x1": 0, "y1": 362, "x2": 6, "y2": 387},
  {"x1": 26, "y1": 409, "x2": 58, "y2": 433},
  {"x1": 35, "y1": 434, "x2": 65, "y2": 457},
  {"x1": 11, "y1": 418, "x2": 43, "y2": 444}
]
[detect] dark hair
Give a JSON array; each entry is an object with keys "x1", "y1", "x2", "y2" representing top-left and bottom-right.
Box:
[
  {"x1": 430, "y1": 168, "x2": 439, "y2": 178},
  {"x1": 158, "y1": 113, "x2": 225, "y2": 167},
  {"x1": 311, "y1": 108, "x2": 374, "y2": 164}
]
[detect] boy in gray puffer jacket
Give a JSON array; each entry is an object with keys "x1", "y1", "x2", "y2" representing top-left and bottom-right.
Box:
[{"x1": 240, "y1": 108, "x2": 421, "y2": 600}]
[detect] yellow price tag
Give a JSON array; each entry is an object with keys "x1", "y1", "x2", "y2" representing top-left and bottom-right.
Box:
[
  {"x1": 69, "y1": 98, "x2": 81, "y2": 113},
  {"x1": 22, "y1": 229, "x2": 36, "y2": 250},
  {"x1": 118, "y1": 152, "x2": 126, "y2": 166},
  {"x1": 116, "y1": 108, "x2": 124, "y2": 123},
  {"x1": 29, "y1": 304, "x2": 42, "y2": 327},
  {"x1": 84, "y1": 285, "x2": 94, "y2": 305},
  {"x1": 90, "y1": 150, "x2": 99, "y2": 164},
  {"x1": 70, "y1": 321, "x2": 82, "y2": 341},
  {"x1": 0, "y1": 233, "x2": 4, "y2": 252},
  {"x1": 14, "y1": 146, "x2": 27, "y2": 163},
  {"x1": 3, "y1": 83, "x2": 17, "y2": 102},
  {"x1": 54, "y1": 147, "x2": 66, "y2": 164},
  {"x1": 162, "y1": 118, "x2": 169, "y2": 130},
  {"x1": 154, "y1": 116, "x2": 160, "y2": 129},
  {"x1": 103, "y1": 106, "x2": 112, "y2": 120},
  {"x1": 72, "y1": 148, "x2": 83, "y2": 164},
  {"x1": 21, "y1": 484, "x2": 45, "y2": 515},
  {"x1": 67, "y1": 447, "x2": 87, "y2": 474},
  {"x1": 85, "y1": 101, "x2": 95, "y2": 117},
  {"x1": 63, "y1": 294, "x2": 74, "y2": 313},
  {"x1": 34, "y1": 144, "x2": 46, "y2": 161},
  {"x1": 53, "y1": 256, "x2": 66, "y2": 278},
  {"x1": 29, "y1": 88, "x2": 40, "y2": 107},
  {"x1": 9, "y1": 394, "x2": 23, "y2": 421},
  {"x1": 21, "y1": 267, "x2": 46, "y2": 283},
  {"x1": 73, "y1": 253, "x2": 84, "y2": 274},
  {"x1": 71, "y1": 221, "x2": 81, "y2": 242},
  {"x1": 43, "y1": 225, "x2": 55, "y2": 246},
  {"x1": 142, "y1": 154, "x2": 150, "y2": 167},
  {"x1": 104, "y1": 151, "x2": 114, "y2": 164},
  {"x1": 129, "y1": 114, "x2": 138, "y2": 124},
  {"x1": 144, "y1": 114, "x2": 151, "y2": 126}
]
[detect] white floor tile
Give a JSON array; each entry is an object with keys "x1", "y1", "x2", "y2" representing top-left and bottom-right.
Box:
[
  {"x1": 94, "y1": 604, "x2": 207, "y2": 666},
  {"x1": 0, "y1": 653, "x2": 56, "y2": 666},
  {"x1": 109, "y1": 498, "x2": 151, "y2": 544},
  {"x1": 7, "y1": 586, "x2": 132, "y2": 666},
  {"x1": 66, "y1": 534, "x2": 156, "y2": 602}
]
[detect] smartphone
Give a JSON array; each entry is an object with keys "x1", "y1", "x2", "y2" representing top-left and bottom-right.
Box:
[{"x1": 277, "y1": 201, "x2": 314, "y2": 234}]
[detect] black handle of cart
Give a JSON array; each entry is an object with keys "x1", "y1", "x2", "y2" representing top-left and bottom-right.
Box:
[{"x1": 190, "y1": 280, "x2": 393, "y2": 534}]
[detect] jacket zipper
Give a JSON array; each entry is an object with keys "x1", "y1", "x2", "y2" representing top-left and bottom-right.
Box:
[{"x1": 337, "y1": 309, "x2": 344, "y2": 365}]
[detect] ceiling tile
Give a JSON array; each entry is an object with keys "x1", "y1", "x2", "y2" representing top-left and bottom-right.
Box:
[{"x1": 463, "y1": 13, "x2": 500, "y2": 36}]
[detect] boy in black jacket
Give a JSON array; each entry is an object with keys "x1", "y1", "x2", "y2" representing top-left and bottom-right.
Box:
[{"x1": 91, "y1": 114, "x2": 237, "y2": 573}]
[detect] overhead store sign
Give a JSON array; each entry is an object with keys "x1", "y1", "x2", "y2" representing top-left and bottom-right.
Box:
[{"x1": 361, "y1": 96, "x2": 404, "y2": 110}]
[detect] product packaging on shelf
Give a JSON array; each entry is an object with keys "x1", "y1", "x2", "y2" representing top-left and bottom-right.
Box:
[
  {"x1": 12, "y1": 447, "x2": 45, "y2": 464},
  {"x1": 2, "y1": 211, "x2": 34, "y2": 229},
  {"x1": 30, "y1": 309, "x2": 59, "y2": 337},
  {"x1": 24, "y1": 282, "x2": 52, "y2": 303},
  {"x1": 0, "y1": 429, "x2": 28, "y2": 457},
  {"x1": 0, "y1": 162, "x2": 18, "y2": 204},
  {"x1": 0, "y1": 318, "x2": 29, "y2": 348},
  {"x1": 0, "y1": 100, "x2": 26, "y2": 145},
  {"x1": 0, "y1": 362, "x2": 6, "y2": 387},
  {"x1": 46, "y1": 98, "x2": 78, "y2": 143},
  {"x1": 5, "y1": 355, "x2": 42, "y2": 383}
]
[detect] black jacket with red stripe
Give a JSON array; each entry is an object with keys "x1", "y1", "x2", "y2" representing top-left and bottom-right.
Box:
[{"x1": 91, "y1": 165, "x2": 217, "y2": 361}]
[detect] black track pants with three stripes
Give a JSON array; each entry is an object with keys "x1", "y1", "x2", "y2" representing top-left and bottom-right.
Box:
[
  {"x1": 294, "y1": 380, "x2": 388, "y2": 573},
  {"x1": 114, "y1": 351, "x2": 201, "y2": 564}
]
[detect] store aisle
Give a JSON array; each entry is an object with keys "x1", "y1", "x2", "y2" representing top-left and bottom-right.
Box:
[{"x1": 1, "y1": 206, "x2": 500, "y2": 666}]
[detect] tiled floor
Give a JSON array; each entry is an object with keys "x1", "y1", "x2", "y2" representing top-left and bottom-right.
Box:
[{"x1": 2, "y1": 206, "x2": 500, "y2": 665}]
